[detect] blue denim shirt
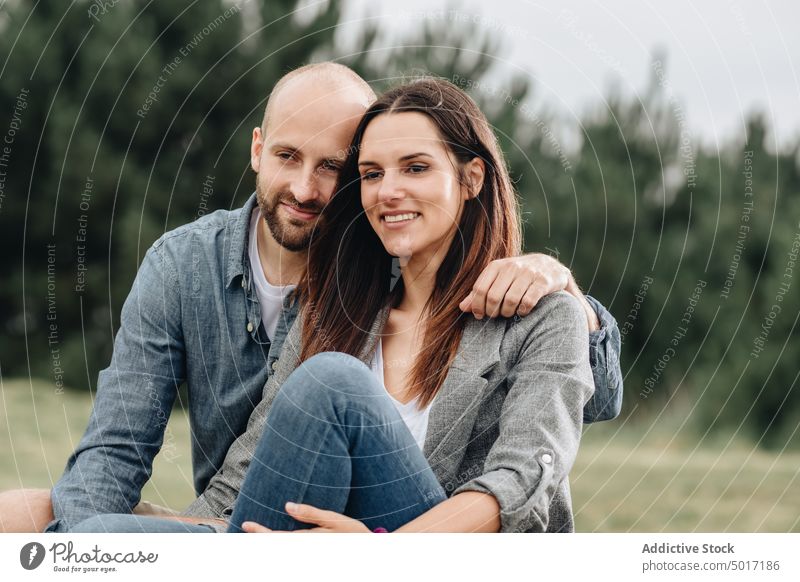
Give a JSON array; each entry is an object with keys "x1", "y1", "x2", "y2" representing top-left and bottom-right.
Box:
[
  {"x1": 584, "y1": 295, "x2": 623, "y2": 422},
  {"x1": 47, "y1": 193, "x2": 622, "y2": 532}
]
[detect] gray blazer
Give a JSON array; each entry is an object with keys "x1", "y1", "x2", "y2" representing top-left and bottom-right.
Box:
[{"x1": 183, "y1": 291, "x2": 594, "y2": 532}]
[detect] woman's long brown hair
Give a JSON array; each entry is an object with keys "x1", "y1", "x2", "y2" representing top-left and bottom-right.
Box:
[{"x1": 297, "y1": 77, "x2": 522, "y2": 408}]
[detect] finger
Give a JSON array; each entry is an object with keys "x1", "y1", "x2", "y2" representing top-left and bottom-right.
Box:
[
  {"x1": 242, "y1": 521, "x2": 273, "y2": 533},
  {"x1": 459, "y1": 291, "x2": 474, "y2": 312},
  {"x1": 259, "y1": 526, "x2": 327, "y2": 533},
  {"x1": 499, "y1": 278, "x2": 531, "y2": 318},
  {"x1": 469, "y1": 262, "x2": 501, "y2": 319},
  {"x1": 483, "y1": 268, "x2": 517, "y2": 318},
  {"x1": 517, "y1": 284, "x2": 546, "y2": 316},
  {"x1": 286, "y1": 502, "x2": 341, "y2": 528}
]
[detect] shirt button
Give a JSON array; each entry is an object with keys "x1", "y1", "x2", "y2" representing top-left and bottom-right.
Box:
[
  {"x1": 241, "y1": 277, "x2": 246, "y2": 288},
  {"x1": 541, "y1": 453, "x2": 553, "y2": 464},
  {"x1": 246, "y1": 322, "x2": 254, "y2": 333},
  {"x1": 271, "y1": 361, "x2": 278, "y2": 371}
]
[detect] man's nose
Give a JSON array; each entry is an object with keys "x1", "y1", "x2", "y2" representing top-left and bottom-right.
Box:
[{"x1": 291, "y1": 169, "x2": 319, "y2": 204}]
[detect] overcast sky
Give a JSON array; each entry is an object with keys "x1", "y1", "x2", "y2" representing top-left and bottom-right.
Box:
[{"x1": 337, "y1": 0, "x2": 800, "y2": 150}]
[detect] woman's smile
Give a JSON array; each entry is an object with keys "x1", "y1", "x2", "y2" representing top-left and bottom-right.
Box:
[{"x1": 381, "y1": 211, "x2": 421, "y2": 228}]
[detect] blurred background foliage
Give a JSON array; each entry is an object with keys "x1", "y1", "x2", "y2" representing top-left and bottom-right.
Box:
[{"x1": 1, "y1": 0, "x2": 798, "y2": 453}]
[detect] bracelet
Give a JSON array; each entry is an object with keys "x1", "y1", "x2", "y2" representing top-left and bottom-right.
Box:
[{"x1": 372, "y1": 527, "x2": 389, "y2": 533}]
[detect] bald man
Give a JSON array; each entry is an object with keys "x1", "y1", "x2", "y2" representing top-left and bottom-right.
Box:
[{"x1": 0, "y1": 63, "x2": 621, "y2": 533}]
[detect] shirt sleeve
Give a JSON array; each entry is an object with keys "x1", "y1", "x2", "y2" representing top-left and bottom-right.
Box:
[
  {"x1": 582, "y1": 294, "x2": 623, "y2": 423},
  {"x1": 46, "y1": 241, "x2": 186, "y2": 532},
  {"x1": 452, "y1": 292, "x2": 594, "y2": 532}
]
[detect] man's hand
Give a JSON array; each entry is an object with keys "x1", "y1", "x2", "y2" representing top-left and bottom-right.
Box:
[
  {"x1": 566, "y1": 273, "x2": 601, "y2": 332},
  {"x1": 459, "y1": 253, "x2": 599, "y2": 331},
  {"x1": 241, "y1": 502, "x2": 370, "y2": 533},
  {"x1": 0, "y1": 489, "x2": 53, "y2": 532}
]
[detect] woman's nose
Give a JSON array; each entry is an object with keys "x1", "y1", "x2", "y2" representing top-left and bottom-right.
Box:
[{"x1": 377, "y1": 171, "x2": 405, "y2": 202}]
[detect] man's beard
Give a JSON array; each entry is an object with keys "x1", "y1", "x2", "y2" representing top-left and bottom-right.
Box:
[{"x1": 256, "y1": 182, "x2": 323, "y2": 252}]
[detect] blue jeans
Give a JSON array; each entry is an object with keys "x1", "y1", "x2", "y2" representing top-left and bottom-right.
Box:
[
  {"x1": 228, "y1": 352, "x2": 447, "y2": 532},
  {"x1": 71, "y1": 514, "x2": 216, "y2": 533},
  {"x1": 72, "y1": 353, "x2": 447, "y2": 533}
]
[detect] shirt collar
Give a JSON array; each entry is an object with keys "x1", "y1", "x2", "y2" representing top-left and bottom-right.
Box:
[{"x1": 225, "y1": 192, "x2": 259, "y2": 288}]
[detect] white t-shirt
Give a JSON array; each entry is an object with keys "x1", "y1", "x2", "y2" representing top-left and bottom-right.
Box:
[
  {"x1": 369, "y1": 339, "x2": 431, "y2": 450},
  {"x1": 248, "y1": 209, "x2": 296, "y2": 341}
]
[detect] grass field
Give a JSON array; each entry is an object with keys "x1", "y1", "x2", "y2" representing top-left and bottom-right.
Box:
[{"x1": 2, "y1": 378, "x2": 798, "y2": 532}]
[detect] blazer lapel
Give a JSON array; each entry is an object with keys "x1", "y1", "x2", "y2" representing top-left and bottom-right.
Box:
[{"x1": 422, "y1": 317, "x2": 506, "y2": 485}]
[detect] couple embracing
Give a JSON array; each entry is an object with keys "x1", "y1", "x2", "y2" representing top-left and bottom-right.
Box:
[{"x1": 1, "y1": 62, "x2": 622, "y2": 534}]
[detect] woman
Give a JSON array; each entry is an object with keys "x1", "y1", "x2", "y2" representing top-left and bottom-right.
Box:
[
  {"x1": 204, "y1": 77, "x2": 592, "y2": 533},
  {"x1": 74, "y1": 77, "x2": 594, "y2": 533}
]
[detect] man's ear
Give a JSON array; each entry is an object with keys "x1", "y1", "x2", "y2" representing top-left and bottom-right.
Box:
[
  {"x1": 251, "y1": 126, "x2": 264, "y2": 173},
  {"x1": 463, "y1": 157, "x2": 486, "y2": 200}
]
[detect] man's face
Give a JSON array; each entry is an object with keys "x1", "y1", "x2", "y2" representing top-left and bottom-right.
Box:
[{"x1": 251, "y1": 78, "x2": 368, "y2": 252}]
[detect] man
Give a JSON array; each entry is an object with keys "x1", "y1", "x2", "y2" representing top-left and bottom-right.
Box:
[{"x1": 0, "y1": 63, "x2": 621, "y2": 533}]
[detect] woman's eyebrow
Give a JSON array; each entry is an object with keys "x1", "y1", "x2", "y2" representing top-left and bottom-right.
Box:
[
  {"x1": 399, "y1": 152, "x2": 432, "y2": 161},
  {"x1": 358, "y1": 152, "x2": 432, "y2": 166}
]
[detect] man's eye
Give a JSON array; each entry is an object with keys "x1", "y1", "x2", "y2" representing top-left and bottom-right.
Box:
[
  {"x1": 321, "y1": 161, "x2": 341, "y2": 172},
  {"x1": 361, "y1": 170, "x2": 382, "y2": 181},
  {"x1": 277, "y1": 152, "x2": 294, "y2": 161}
]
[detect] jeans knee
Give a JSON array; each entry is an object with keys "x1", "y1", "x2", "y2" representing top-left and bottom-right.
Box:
[
  {"x1": 277, "y1": 351, "x2": 387, "y2": 414},
  {"x1": 292, "y1": 352, "x2": 379, "y2": 395}
]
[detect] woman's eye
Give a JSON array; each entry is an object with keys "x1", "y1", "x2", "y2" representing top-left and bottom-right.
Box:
[
  {"x1": 406, "y1": 164, "x2": 428, "y2": 174},
  {"x1": 361, "y1": 170, "x2": 382, "y2": 181}
]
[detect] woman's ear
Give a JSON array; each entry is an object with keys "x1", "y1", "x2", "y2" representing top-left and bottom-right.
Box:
[{"x1": 463, "y1": 157, "x2": 486, "y2": 200}]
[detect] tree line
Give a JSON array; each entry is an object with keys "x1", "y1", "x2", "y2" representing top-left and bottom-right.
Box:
[{"x1": 1, "y1": 0, "x2": 797, "y2": 447}]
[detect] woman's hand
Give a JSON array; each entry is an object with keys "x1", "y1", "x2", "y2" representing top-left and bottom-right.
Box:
[{"x1": 241, "y1": 502, "x2": 371, "y2": 533}]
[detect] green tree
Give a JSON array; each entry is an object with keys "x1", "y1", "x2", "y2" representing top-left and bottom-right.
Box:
[{"x1": 2, "y1": 1, "x2": 797, "y2": 448}]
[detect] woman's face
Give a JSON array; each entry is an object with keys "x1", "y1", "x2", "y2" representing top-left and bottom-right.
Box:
[{"x1": 358, "y1": 112, "x2": 471, "y2": 261}]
